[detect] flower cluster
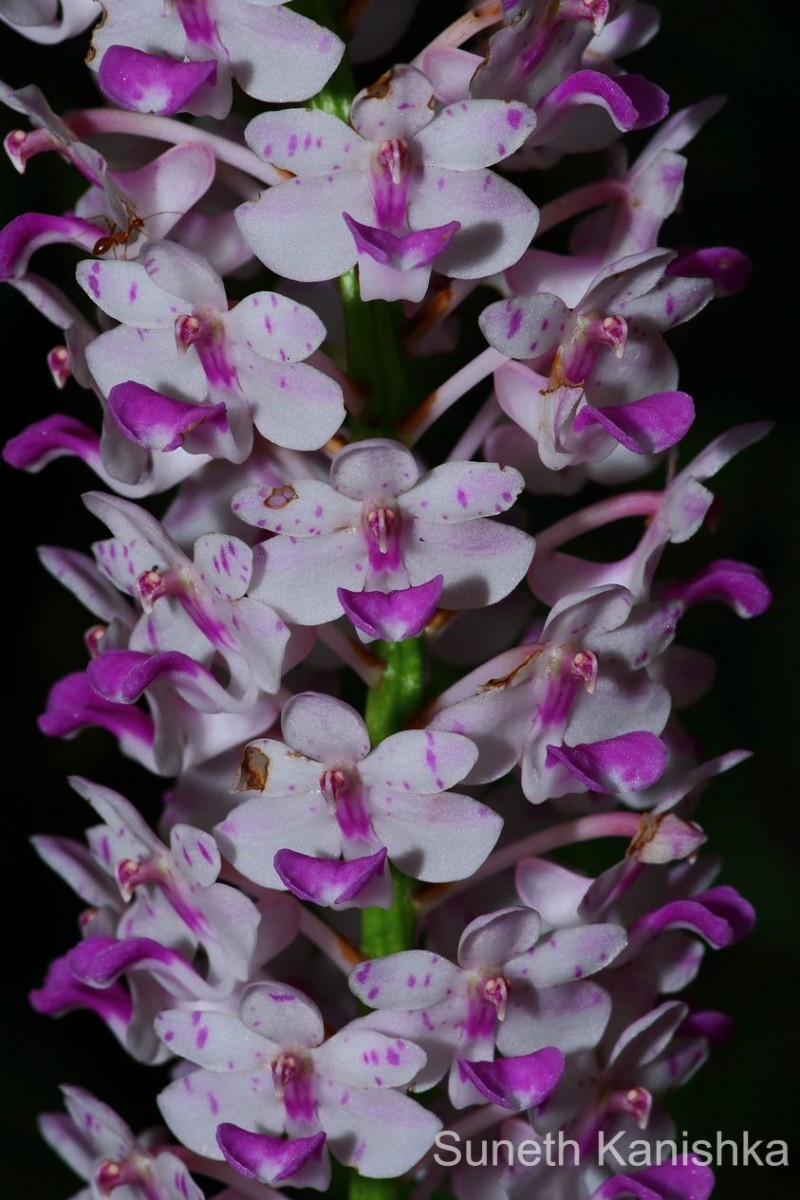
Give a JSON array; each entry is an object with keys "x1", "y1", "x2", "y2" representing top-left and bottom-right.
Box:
[{"x1": 3, "y1": 3, "x2": 767, "y2": 1199}]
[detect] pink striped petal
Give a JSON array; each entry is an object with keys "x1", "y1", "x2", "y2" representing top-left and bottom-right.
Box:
[
  {"x1": 545, "y1": 731, "x2": 667, "y2": 793},
  {"x1": 457, "y1": 1046, "x2": 564, "y2": 1110},
  {"x1": 108, "y1": 382, "x2": 229, "y2": 453},
  {"x1": 217, "y1": 1126, "x2": 327, "y2": 1186},
  {"x1": 3, "y1": 414, "x2": 100, "y2": 472},
  {"x1": 98, "y1": 46, "x2": 217, "y2": 115},
  {"x1": 662, "y1": 560, "x2": 771, "y2": 618},
  {"x1": 338, "y1": 577, "x2": 443, "y2": 641},
  {"x1": 274, "y1": 848, "x2": 389, "y2": 910},
  {"x1": 574, "y1": 391, "x2": 695, "y2": 454}
]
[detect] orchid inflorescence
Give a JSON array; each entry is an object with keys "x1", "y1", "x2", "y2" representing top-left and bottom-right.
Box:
[{"x1": 1, "y1": 2, "x2": 769, "y2": 1198}]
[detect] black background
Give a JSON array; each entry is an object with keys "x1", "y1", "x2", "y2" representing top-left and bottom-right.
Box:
[{"x1": 1, "y1": 2, "x2": 797, "y2": 1195}]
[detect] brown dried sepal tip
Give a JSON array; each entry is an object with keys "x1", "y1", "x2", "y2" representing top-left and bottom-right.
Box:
[
  {"x1": 263, "y1": 484, "x2": 298, "y2": 510},
  {"x1": 364, "y1": 68, "x2": 395, "y2": 101},
  {"x1": 627, "y1": 813, "x2": 663, "y2": 859},
  {"x1": 479, "y1": 648, "x2": 542, "y2": 692},
  {"x1": 86, "y1": 3, "x2": 107, "y2": 62},
  {"x1": 233, "y1": 746, "x2": 270, "y2": 793},
  {"x1": 626, "y1": 811, "x2": 705, "y2": 864}
]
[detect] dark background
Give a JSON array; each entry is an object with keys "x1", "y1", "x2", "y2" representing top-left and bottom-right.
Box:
[{"x1": 1, "y1": 2, "x2": 797, "y2": 1195}]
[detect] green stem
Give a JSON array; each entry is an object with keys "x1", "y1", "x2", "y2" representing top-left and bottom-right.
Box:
[
  {"x1": 348, "y1": 1180, "x2": 402, "y2": 1200},
  {"x1": 364, "y1": 638, "x2": 425, "y2": 745},
  {"x1": 300, "y1": 14, "x2": 421, "y2": 1197},
  {"x1": 361, "y1": 639, "x2": 425, "y2": 959},
  {"x1": 338, "y1": 273, "x2": 408, "y2": 436},
  {"x1": 299, "y1": 2, "x2": 409, "y2": 435}
]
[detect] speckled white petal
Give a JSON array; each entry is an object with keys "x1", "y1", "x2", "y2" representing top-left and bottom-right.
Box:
[
  {"x1": 76, "y1": 259, "x2": 187, "y2": 327},
  {"x1": 373, "y1": 790, "x2": 501, "y2": 882},
  {"x1": 282, "y1": 693, "x2": 370, "y2": 764},
  {"x1": 240, "y1": 981, "x2": 324, "y2": 1047},
  {"x1": 331, "y1": 439, "x2": 420, "y2": 501},
  {"x1": 158, "y1": 1069, "x2": 282, "y2": 1161},
  {"x1": 415, "y1": 100, "x2": 536, "y2": 170},
  {"x1": 315, "y1": 1027, "x2": 426, "y2": 1089},
  {"x1": 361, "y1": 729, "x2": 477, "y2": 794},
  {"x1": 245, "y1": 107, "x2": 368, "y2": 175},
  {"x1": 154, "y1": 1008, "x2": 274, "y2": 1071},
  {"x1": 317, "y1": 1079, "x2": 441, "y2": 1177},
  {"x1": 214, "y1": 794, "x2": 339, "y2": 890},
  {"x1": 399, "y1": 461, "x2": 524, "y2": 522},
  {"x1": 349, "y1": 951, "x2": 460, "y2": 1011},
  {"x1": 410, "y1": 166, "x2": 538, "y2": 279},
  {"x1": 224, "y1": 289, "x2": 327, "y2": 362},
  {"x1": 236, "y1": 171, "x2": 372, "y2": 282}
]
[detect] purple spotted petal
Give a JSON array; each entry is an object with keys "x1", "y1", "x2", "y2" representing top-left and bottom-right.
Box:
[
  {"x1": 98, "y1": 46, "x2": 217, "y2": 115},
  {"x1": 362, "y1": 729, "x2": 478, "y2": 795},
  {"x1": 273, "y1": 847, "x2": 389, "y2": 909},
  {"x1": 315, "y1": 1028, "x2": 426, "y2": 1089},
  {"x1": 509, "y1": 924, "x2": 627, "y2": 988},
  {"x1": 400, "y1": 461, "x2": 525, "y2": 522},
  {"x1": 223, "y1": 289, "x2": 327, "y2": 362},
  {"x1": 108, "y1": 382, "x2": 229, "y2": 454},
  {"x1": 245, "y1": 108, "x2": 368, "y2": 176},
  {"x1": 456, "y1": 1046, "x2": 564, "y2": 1111},
  {"x1": 338, "y1": 577, "x2": 443, "y2": 641},
  {"x1": 153, "y1": 1009, "x2": 272, "y2": 1072},
  {"x1": 662, "y1": 560, "x2": 771, "y2": 617},
  {"x1": 217, "y1": 1126, "x2": 326, "y2": 1185},
  {"x1": 457, "y1": 908, "x2": 541, "y2": 971},
  {"x1": 574, "y1": 391, "x2": 695, "y2": 454},
  {"x1": 415, "y1": 99, "x2": 537, "y2": 170},
  {"x1": 75, "y1": 258, "x2": 187, "y2": 326},
  {"x1": 349, "y1": 951, "x2": 460, "y2": 1010},
  {"x1": 331, "y1": 439, "x2": 420, "y2": 500},
  {"x1": 240, "y1": 982, "x2": 323, "y2": 1048},
  {"x1": 479, "y1": 292, "x2": 568, "y2": 359},
  {"x1": 545, "y1": 732, "x2": 667, "y2": 793},
  {"x1": 350, "y1": 64, "x2": 435, "y2": 141},
  {"x1": 59, "y1": 1085, "x2": 137, "y2": 1165},
  {"x1": 282, "y1": 692, "x2": 370, "y2": 764}
]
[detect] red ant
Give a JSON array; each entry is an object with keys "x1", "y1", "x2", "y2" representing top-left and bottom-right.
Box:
[
  {"x1": 92, "y1": 212, "x2": 146, "y2": 258},
  {"x1": 90, "y1": 201, "x2": 185, "y2": 258}
]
